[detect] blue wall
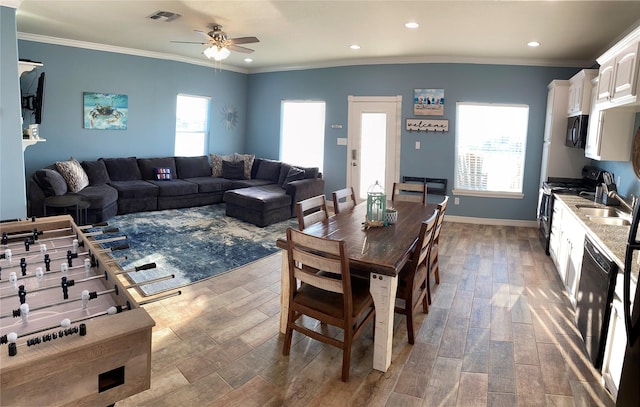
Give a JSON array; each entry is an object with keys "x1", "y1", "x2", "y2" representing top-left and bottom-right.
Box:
[
  {"x1": 18, "y1": 41, "x2": 249, "y2": 177},
  {"x1": 17, "y1": 39, "x2": 638, "y2": 222},
  {"x1": 1, "y1": 6, "x2": 27, "y2": 220},
  {"x1": 246, "y1": 63, "x2": 579, "y2": 220}
]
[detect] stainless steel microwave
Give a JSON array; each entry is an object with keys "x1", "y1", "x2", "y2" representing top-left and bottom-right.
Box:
[{"x1": 566, "y1": 114, "x2": 588, "y2": 149}]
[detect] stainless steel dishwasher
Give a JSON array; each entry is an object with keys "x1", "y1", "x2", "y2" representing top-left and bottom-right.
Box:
[{"x1": 575, "y1": 236, "x2": 618, "y2": 370}]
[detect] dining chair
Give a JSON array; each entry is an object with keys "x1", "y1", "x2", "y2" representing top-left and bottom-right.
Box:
[
  {"x1": 296, "y1": 195, "x2": 329, "y2": 230},
  {"x1": 332, "y1": 187, "x2": 357, "y2": 214},
  {"x1": 427, "y1": 195, "x2": 449, "y2": 304},
  {"x1": 282, "y1": 228, "x2": 376, "y2": 381},
  {"x1": 394, "y1": 209, "x2": 438, "y2": 344},
  {"x1": 391, "y1": 182, "x2": 427, "y2": 204}
]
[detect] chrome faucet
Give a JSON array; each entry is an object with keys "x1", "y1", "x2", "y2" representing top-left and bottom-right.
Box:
[{"x1": 607, "y1": 191, "x2": 636, "y2": 213}]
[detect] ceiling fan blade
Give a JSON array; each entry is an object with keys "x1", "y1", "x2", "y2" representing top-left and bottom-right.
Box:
[
  {"x1": 171, "y1": 41, "x2": 208, "y2": 45},
  {"x1": 194, "y1": 29, "x2": 215, "y2": 41},
  {"x1": 227, "y1": 44, "x2": 254, "y2": 54},
  {"x1": 227, "y1": 36, "x2": 259, "y2": 45}
]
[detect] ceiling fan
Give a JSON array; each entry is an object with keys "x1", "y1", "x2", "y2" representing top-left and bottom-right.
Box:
[{"x1": 172, "y1": 25, "x2": 259, "y2": 61}]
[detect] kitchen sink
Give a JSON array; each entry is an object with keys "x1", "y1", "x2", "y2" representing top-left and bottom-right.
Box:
[
  {"x1": 576, "y1": 205, "x2": 622, "y2": 217},
  {"x1": 587, "y1": 217, "x2": 631, "y2": 226}
]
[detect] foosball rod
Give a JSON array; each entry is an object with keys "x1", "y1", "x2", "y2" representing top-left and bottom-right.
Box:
[
  {"x1": 0, "y1": 274, "x2": 106, "y2": 300},
  {"x1": 1, "y1": 227, "x2": 123, "y2": 250},
  {"x1": 1, "y1": 251, "x2": 94, "y2": 271},
  {"x1": 2, "y1": 226, "x2": 120, "y2": 243},
  {"x1": 0, "y1": 288, "x2": 117, "y2": 319},
  {"x1": 137, "y1": 289, "x2": 182, "y2": 306},
  {"x1": 123, "y1": 273, "x2": 175, "y2": 289},
  {"x1": 113, "y1": 262, "x2": 157, "y2": 275},
  {"x1": 6, "y1": 304, "x2": 128, "y2": 342}
]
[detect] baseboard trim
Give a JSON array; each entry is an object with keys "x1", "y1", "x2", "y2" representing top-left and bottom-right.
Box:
[{"x1": 444, "y1": 215, "x2": 538, "y2": 228}]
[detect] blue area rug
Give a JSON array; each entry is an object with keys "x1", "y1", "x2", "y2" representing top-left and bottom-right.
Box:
[{"x1": 92, "y1": 204, "x2": 296, "y2": 296}]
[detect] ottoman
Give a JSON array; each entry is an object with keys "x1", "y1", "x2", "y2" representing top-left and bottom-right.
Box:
[{"x1": 223, "y1": 185, "x2": 292, "y2": 227}]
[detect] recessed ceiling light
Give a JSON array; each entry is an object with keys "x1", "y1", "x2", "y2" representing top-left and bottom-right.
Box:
[
  {"x1": 244, "y1": 58, "x2": 253, "y2": 63},
  {"x1": 527, "y1": 41, "x2": 540, "y2": 47},
  {"x1": 350, "y1": 44, "x2": 361, "y2": 50},
  {"x1": 405, "y1": 22, "x2": 420, "y2": 29}
]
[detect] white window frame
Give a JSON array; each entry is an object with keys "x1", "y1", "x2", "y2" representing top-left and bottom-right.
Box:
[
  {"x1": 280, "y1": 100, "x2": 326, "y2": 171},
  {"x1": 175, "y1": 94, "x2": 211, "y2": 157},
  {"x1": 453, "y1": 102, "x2": 529, "y2": 199}
]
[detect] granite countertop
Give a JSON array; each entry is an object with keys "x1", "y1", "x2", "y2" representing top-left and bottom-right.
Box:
[{"x1": 554, "y1": 194, "x2": 638, "y2": 284}]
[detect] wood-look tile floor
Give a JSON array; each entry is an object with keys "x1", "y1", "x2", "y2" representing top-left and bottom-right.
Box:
[{"x1": 116, "y1": 222, "x2": 615, "y2": 407}]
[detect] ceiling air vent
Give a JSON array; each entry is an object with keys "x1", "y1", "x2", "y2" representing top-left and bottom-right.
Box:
[{"x1": 147, "y1": 11, "x2": 182, "y2": 22}]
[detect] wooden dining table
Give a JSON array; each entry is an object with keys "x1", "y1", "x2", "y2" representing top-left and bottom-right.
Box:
[{"x1": 276, "y1": 200, "x2": 438, "y2": 372}]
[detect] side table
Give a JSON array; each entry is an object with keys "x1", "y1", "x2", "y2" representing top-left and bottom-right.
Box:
[{"x1": 43, "y1": 195, "x2": 81, "y2": 223}]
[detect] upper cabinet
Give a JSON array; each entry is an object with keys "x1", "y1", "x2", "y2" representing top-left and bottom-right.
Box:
[
  {"x1": 586, "y1": 77, "x2": 635, "y2": 161},
  {"x1": 567, "y1": 69, "x2": 598, "y2": 116},
  {"x1": 596, "y1": 27, "x2": 640, "y2": 110}
]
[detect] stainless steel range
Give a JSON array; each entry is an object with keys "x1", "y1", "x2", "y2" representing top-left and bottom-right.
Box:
[{"x1": 538, "y1": 166, "x2": 604, "y2": 254}]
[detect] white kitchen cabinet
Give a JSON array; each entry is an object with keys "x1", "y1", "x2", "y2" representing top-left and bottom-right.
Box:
[
  {"x1": 601, "y1": 289, "x2": 627, "y2": 399},
  {"x1": 596, "y1": 27, "x2": 640, "y2": 109},
  {"x1": 549, "y1": 198, "x2": 585, "y2": 308},
  {"x1": 567, "y1": 69, "x2": 597, "y2": 116},
  {"x1": 586, "y1": 77, "x2": 636, "y2": 161}
]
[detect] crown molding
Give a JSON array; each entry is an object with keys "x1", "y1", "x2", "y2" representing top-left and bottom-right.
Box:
[
  {"x1": 0, "y1": 0, "x2": 21, "y2": 9},
  {"x1": 17, "y1": 32, "x2": 249, "y2": 74}
]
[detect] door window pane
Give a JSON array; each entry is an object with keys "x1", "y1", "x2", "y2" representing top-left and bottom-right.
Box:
[
  {"x1": 175, "y1": 94, "x2": 210, "y2": 156},
  {"x1": 359, "y1": 112, "x2": 387, "y2": 199},
  {"x1": 454, "y1": 102, "x2": 529, "y2": 196},
  {"x1": 281, "y1": 101, "x2": 325, "y2": 171}
]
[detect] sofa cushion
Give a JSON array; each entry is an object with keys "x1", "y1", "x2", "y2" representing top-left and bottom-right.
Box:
[
  {"x1": 175, "y1": 156, "x2": 211, "y2": 178},
  {"x1": 35, "y1": 169, "x2": 68, "y2": 196},
  {"x1": 184, "y1": 177, "x2": 234, "y2": 193},
  {"x1": 138, "y1": 157, "x2": 177, "y2": 180},
  {"x1": 255, "y1": 159, "x2": 282, "y2": 183},
  {"x1": 283, "y1": 166, "x2": 306, "y2": 185},
  {"x1": 75, "y1": 184, "x2": 118, "y2": 209},
  {"x1": 210, "y1": 154, "x2": 235, "y2": 177},
  {"x1": 81, "y1": 160, "x2": 110, "y2": 185},
  {"x1": 222, "y1": 160, "x2": 245, "y2": 180},
  {"x1": 277, "y1": 163, "x2": 293, "y2": 186},
  {"x1": 102, "y1": 157, "x2": 142, "y2": 181},
  {"x1": 108, "y1": 180, "x2": 158, "y2": 199},
  {"x1": 229, "y1": 179, "x2": 273, "y2": 189},
  {"x1": 56, "y1": 157, "x2": 89, "y2": 193},
  {"x1": 301, "y1": 166, "x2": 320, "y2": 179},
  {"x1": 234, "y1": 153, "x2": 255, "y2": 179},
  {"x1": 147, "y1": 179, "x2": 198, "y2": 196},
  {"x1": 224, "y1": 184, "x2": 292, "y2": 212}
]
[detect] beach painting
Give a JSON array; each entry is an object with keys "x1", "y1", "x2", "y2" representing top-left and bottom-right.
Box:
[{"x1": 414, "y1": 89, "x2": 444, "y2": 116}]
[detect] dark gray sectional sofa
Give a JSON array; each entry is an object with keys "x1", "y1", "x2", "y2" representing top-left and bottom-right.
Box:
[{"x1": 28, "y1": 155, "x2": 324, "y2": 227}]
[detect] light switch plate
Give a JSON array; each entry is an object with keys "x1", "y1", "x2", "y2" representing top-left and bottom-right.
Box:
[
  {"x1": 415, "y1": 141, "x2": 420, "y2": 149},
  {"x1": 337, "y1": 138, "x2": 347, "y2": 145}
]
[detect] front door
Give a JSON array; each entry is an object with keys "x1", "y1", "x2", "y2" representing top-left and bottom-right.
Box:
[{"x1": 346, "y1": 96, "x2": 402, "y2": 200}]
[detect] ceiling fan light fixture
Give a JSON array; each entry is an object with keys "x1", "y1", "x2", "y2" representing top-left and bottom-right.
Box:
[{"x1": 204, "y1": 45, "x2": 231, "y2": 60}]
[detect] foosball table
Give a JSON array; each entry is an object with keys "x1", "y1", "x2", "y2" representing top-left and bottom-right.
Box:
[{"x1": 0, "y1": 215, "x2": 179, "y2": 406}]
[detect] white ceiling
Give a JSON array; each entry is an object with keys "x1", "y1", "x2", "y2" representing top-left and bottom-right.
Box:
[{"x1": 13, "y1": 1, "x2": 640, "y2": 73}]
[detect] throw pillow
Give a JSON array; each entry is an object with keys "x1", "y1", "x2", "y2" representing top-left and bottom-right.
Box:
[
  {"x1": 255, "y1": 159, "x2": 282, "y2": 183},
  {"x1": 283, "y1": 167, "x2": 305, "y2": 185},
  {"x1": 81, "y1": 160, "x2": 110, "y2": 185},
  {"x1": 35, "y1": 169, "x2": 68, "y2": 196},
  {"x1": 222, "y1": 160, "x2": 245, "y2": 180},
  {"x1": 210, "y1": 154, "x2": 235, "y2": 177},
  {"x1": 175, "y1": 156, "x2": 211, "y2": 178},
  {"x1": 301, "y1": 167, "x2": 320, "y2": 179},
  {"x1": 153, "y1": 167, "x2": 173, "y2": 181},
  {"x1": 277, "y1": 163, "x2": 293, "y2": 186},
  {"x1": 234, "y1": 153, "x2": 255, "y2": 180},
  {"x1": 55, "y1": 157, "x2": 89, "y2": 193}
]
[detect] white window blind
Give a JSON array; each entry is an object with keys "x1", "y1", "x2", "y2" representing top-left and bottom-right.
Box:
[
  {"x1": 454, "y1": 102, "x2": 529, "y2": 197},
  {"x1": 175, "y1": 94, "x2": 210, "y2": 157}
]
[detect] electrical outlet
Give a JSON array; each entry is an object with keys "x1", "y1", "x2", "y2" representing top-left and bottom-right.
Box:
[
  {"x1": 454, "y1": 197, "x2": 459, "y2": 205},
  {"x1": 415, "y1": 141, "x2": 420, "y2": 149}
]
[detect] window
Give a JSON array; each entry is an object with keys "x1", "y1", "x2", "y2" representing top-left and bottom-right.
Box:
[
  {"x1": 280, "y1": 101, "x2": 326, "y2": 171},
  {"x1": 175, "y1": 94, "x2": 210, "y2": 156},
  {"x1": 454, "y1": 102, "x2": 529, "y2": 198}
]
